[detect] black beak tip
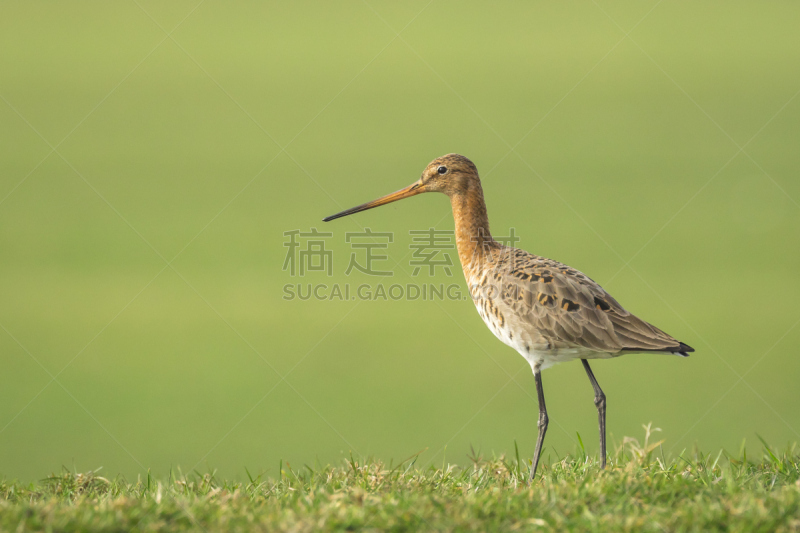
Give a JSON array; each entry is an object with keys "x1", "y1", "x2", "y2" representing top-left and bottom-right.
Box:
[{"x1": 323, "y1": 210, "x2": 352, "y2": 222}]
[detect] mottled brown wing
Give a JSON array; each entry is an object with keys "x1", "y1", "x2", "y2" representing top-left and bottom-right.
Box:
[{"x1": 487, "y1": 250, "x2": 689, "y2": 354}]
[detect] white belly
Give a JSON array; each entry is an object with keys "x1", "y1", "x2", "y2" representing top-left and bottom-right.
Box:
[{"x1": 473, "y1": 299, "x2": 611, "y2": 371}]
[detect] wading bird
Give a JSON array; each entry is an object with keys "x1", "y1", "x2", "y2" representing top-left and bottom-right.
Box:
[{"x1": 323, "y1": 154, "x2": 692, "y2": 481}]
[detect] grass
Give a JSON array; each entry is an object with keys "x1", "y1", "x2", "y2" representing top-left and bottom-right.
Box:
[{"x1": 2, "y1": 430, "x2": 799, "y2": 532}]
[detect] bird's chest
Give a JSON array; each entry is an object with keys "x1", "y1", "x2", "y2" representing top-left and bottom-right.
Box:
[{"x1": 470, "y1": 288, "x2": 526, "y2": 352}]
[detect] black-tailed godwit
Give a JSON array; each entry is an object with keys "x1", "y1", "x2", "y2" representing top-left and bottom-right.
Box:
[{"x1": 323, "y1": 153, "x2": 693, "y2": 481}]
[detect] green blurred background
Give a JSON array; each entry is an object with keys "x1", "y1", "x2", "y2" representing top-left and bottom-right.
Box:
[{"x1": 1, "y1": 1, "x2": 799, "y2": 482}]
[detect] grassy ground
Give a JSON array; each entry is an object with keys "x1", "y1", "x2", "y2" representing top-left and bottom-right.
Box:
[{"x1": 2, "y1": 434, "x2": 799, "y2": 532}]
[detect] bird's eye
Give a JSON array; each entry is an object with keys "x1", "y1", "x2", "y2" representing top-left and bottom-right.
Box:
[{"x1": 437, "y1": 166, "x2": 448, "y2": 175}]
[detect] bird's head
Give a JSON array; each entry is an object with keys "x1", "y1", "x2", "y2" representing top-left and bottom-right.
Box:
[{"x1": 322, "y1": 153, "x2": 480, "y2": 222}]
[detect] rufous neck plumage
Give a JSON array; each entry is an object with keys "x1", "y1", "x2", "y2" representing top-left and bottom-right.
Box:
[{"x1": 448, "y1": 182, "x2": 498, "y2": 277}]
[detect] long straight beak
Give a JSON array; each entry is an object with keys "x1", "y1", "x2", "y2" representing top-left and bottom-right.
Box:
[{"x1": 323, "y1": 181, "x2": 424, "y2": 222}]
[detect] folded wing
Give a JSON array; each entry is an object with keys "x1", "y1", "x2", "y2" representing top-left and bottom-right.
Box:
[{"x1": 486, "y1": 249, "x2": 693, "y2": 356}]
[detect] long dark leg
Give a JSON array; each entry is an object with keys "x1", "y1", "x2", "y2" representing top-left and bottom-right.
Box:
[
  {"x1": 581, "y1": 359, "x2": 606, "y2": 468},
  {"x1": 528, "y1": 367, "x2": 549, "y2": 482}
]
